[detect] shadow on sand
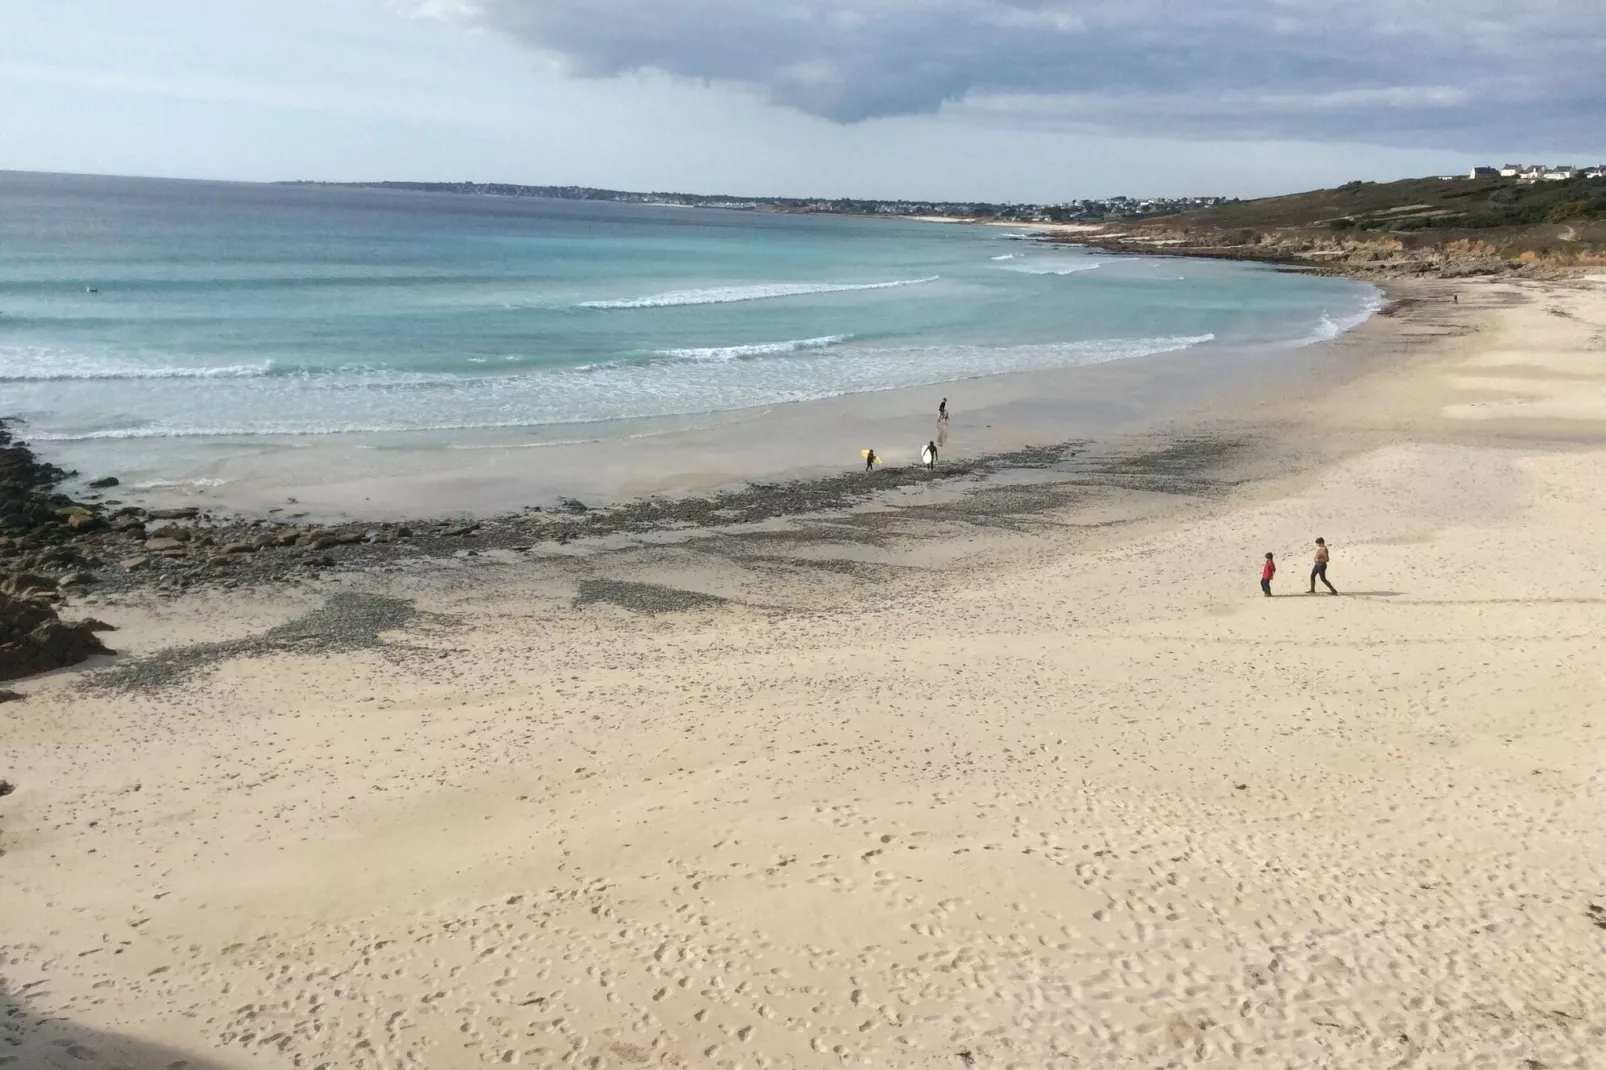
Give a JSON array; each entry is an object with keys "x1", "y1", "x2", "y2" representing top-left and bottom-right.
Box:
[{"x1": 2, "y1": 987, "x2": 234, "y2": 1070}]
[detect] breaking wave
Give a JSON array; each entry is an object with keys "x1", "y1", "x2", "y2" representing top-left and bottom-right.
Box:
[
  {"x1": 653, "y1": 334, "x2": 851, "y2": 362},
  {"x1": 0, "y1": 360, "x2": 274, "y2": 383},
  {"x1": 577, "y1": 277, "x2": 939, "y2": 309}
]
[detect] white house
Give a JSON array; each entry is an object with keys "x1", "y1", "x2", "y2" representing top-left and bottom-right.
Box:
[
  {"x1": 1498, "y1": 164, "x2": 1523, "y2": 177},
  {"x1": 1469, "y1": 166, "x2": 1499, "y2": 178},
  {"x1": 1544, "y1": 167, "x2": 1578, "y2": 181}
]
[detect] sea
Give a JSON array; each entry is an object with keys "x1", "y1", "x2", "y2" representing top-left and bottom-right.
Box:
[{"x1": 0, "y1": 171, "x2": 1379, "y2": 497}]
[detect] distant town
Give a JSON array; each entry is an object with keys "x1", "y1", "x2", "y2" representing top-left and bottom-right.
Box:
[
  {"x1": 282, "y1": 167, "x2": 1606, "y2": 224},
  {"x1": 279, "y1": 180, "x2": 1231, "y2": 223},
  {"x1": 1462, "y1": 164, "x2": 1606, "y2": 182}
]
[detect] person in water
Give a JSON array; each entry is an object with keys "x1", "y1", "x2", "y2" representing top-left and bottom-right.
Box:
[
  {"x1": 1260, "y1": 552, "x2": 1276, "y2": 597},
  {"x1": 864, "y1": 448, "x2": 878, "y2": 472},
  {"x1": 924, "y1": 440, "x2": 938, "y2": 470},
  {"x1": 938, "y1": 398, "x2": 949, "y2": 423},
  {"x1": 1309, "y1": 537, "x2": 1338, "y2": 594}
]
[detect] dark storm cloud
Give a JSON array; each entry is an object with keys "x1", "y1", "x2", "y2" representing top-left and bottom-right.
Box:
[{"x1": 452, "y1": 0, "x2": 1606, "y2": 149}]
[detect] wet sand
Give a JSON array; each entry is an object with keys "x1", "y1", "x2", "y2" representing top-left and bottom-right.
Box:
[{"x1": 4, "y1": 277, "x2": 1606, "y2": 1069}]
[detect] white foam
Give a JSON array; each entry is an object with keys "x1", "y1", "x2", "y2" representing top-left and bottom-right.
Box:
[
  {"x1": 127, "y1": 477, "x2": 234, "y2": 489},
  {"x1": 0, "y1": 360, "x2": 274, "y2": 382},
  {"x1": 654, "y1": 334, "x2": 851, "y2": 362},
  {"x1": 991, "y1": 254, "x2": 1017, "y2": 261},
  {"x1": 1295, "y1": 295, "x2": 1385, "y2": 346},
  {"x1": 577, "y1": 277, "x2": 939, "y2": 309},
  {"x1": 31, "y1": 420, "x2": 551, "y2": 442}
]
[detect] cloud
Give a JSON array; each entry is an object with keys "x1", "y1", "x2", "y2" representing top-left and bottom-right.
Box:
[{"x1": 441, "y1": 0, "x2": 1606, "y2": 150}]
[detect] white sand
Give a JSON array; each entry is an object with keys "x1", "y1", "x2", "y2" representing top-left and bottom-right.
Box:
[{"x1": 4, "y1": 280, "x2": 1605, "y2": 1069}]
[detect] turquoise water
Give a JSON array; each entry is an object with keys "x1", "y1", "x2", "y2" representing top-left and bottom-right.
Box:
[{"x1": 1, "y1": 172, "x2": 1378, "y2": 448}]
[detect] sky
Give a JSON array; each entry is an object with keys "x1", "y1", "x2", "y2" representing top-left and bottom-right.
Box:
[{"x1": 2, "y1": 0, "x2": 1602, "y2": 202}]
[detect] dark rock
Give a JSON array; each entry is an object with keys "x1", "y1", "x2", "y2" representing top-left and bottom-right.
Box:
[
  {"x1": 76, "y1": 618, "x2": 117, "y2": 632},
  {"x1": 57, "y1": 571, "x2": 95, "y2": 588},
  {"x1": 0, "y1": 593, "x2": 114, "y2": 681},
  {"x1": 441, "y1": 523, "x2": 479, "y2": 537},
  {"x1": 87, "y1": 476, "x2": 120, "y2": 489},
  {"x1": 1, "y1": 573, "x2": 57, "y2": 600},
  {"x1": 0, "y1": 690, "x2": 19, "y2": 705},
  {"x1": 111, "y1": 515, "x2": 147, "y2": 534},
  {"x1": 146, "y1": 507, "x2": 200, "y2": 520},
  {"x1": 146, "y1": 524, "x2": 192, "y2": 542},
  {"x1": 0, "y1": 777, "x2": 13, "y2": 792}
]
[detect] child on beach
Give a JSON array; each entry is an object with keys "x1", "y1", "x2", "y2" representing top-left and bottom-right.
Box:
[{"x1": 1260, "y1": 552, "x2": 1276, "y2": 597}]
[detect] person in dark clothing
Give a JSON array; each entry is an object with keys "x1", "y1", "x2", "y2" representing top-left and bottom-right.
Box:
[
  {"x1": 1309, "y1": 537, "x2": 1338, "y2": 594},
  {"x1": 1260, "y1": 552, "x2": 1276, "y2": 597},
  {"x1": 924, "y1": 440, "x2": 938, "y2": 470},
  {"x1": 938, "y1": 398, "x2": 948, "y2": 423},
  {"x1": 864, "y1": 448, "x2": 877, "y2": 472}
]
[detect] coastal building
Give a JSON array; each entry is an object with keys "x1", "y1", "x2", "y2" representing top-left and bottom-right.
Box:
[
  {"x1": 1469, "y1": 166, "x2": 1499, "y2": 178},
  {"x1": 1499, "y1": 165, "x2": 1523, "y2": 177},
  {"x1": 1543, "y1": 167, "x2": 1578, "y2": 181}
]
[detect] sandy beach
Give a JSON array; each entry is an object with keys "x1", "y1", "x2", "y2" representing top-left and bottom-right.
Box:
[
  {"x1": 5, "y1": 276, "x2": 1606, "y2": 1068},
  {"x1": 904, "y1": 216, "x2": 1109, "y2": 236}
]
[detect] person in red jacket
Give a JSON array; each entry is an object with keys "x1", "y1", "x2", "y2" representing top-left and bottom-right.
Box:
[{"x1": 1260, "y1": 552, "x2": 1276, "y2": 597}]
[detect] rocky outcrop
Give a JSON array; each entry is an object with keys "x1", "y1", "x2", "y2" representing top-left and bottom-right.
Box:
[
  {"x1": 1070, "y1": 222, "x2": 1601, "y2": 280},
  {"x1": 0, "y1": 592, "x2": 114, "y2": 681}
]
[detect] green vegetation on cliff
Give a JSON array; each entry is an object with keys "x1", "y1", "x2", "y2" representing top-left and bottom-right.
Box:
[{"x1": 1151, "y1": 174, "x2": 1606, "y2": 233}]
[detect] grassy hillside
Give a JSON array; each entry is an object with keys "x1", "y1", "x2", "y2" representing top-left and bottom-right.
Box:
[
  {"x1": 1163, "y1": 174, "x2": 1606, "y2": 233},
  {"x1": 1080, "y1": 174, "x2": 1606, "y2": 278}
]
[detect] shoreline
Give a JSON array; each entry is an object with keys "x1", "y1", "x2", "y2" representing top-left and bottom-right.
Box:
[
  {"x1": 5, "y1": 274, "x2": 1606, "y2": 1067},
  {"x1": 3, "y1": 271, "x2": 1398, "y2": 602},
  {"x1": 14, "y1": 277, "x2": 1384, "y2": 529}
]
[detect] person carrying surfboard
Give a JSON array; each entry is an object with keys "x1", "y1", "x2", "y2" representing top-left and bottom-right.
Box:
[{"x1": 923, "y1": 440, "x2": 938, "y2": 470}]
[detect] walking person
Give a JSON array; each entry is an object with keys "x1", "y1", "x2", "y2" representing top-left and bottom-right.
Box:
[
  {"x1": 864, "y1": 448, "x2": 878, "y2": 472},
  {"x1": 1309, "y1": 537, "x2": 1338, "y2": 594},
  {"x1": 938, "y1": 397, "x2": 948, "y2": 424},
  {"x1": 1260, "y1": 552, "x2": 1276, "y2": 597},
  {"x1": 923, "y1": 439, "x2": 938, "y2": 470}
]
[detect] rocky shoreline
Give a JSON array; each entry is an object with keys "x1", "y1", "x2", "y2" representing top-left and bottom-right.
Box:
[
  {"x1": 2, "y1": 415, "x2": 1091, "y2": 654},
  {"x1": 1054, "y1": 224, "x2": 1603, "y2": 282}
]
